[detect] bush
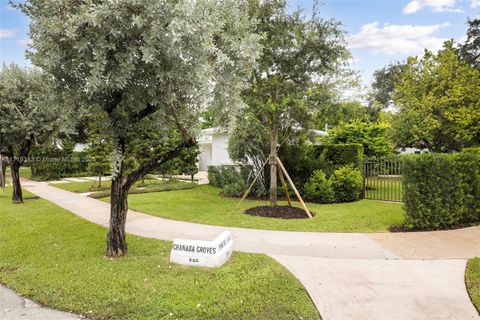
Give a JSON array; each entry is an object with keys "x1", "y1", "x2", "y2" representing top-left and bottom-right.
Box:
[
  {"x1": 315, "y1": 143, "x2": 364, "y2": 171},
  {"x1": 30, "y1": 145, "x2": 89, "y2": 181},
  {"x1": 218, "y1": 166, "x2": 242, "y2": 187},
  {"x1": 279, "y1": 143, "x2": 363, "y2": 189},
  {"x1": 207, "y1": 166, "x2": 222, "y2": 187},
  {"x1": 402, "y1": 153, "x2": 480, "y2": 230},
  {"x1": 223, "y1": 181, "x2": 245, "y2": 197},
  {"x1": 330, "y1": 165, "x2": 363, "y2": 202},
  {"x1": 303, "y1": 170, "x2": 335, "y2": 203},
  {"x1": 462, "y1": 147, "x2": 480, "y2": 153}
]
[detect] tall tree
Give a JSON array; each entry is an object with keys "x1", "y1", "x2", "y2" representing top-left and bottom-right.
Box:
[
  {"x1": 367, "y1": 61, "x2": 405, "y2": 119},
  {"x1": 237, "y1": 0, "x2": 349, "y2": 206},
  {"x1": 19, "y1": 0, "x2": 260, "y2": 256},
  {"x1": 0, "y1": 64, "x2": 68, "y2": 203},
  {"x1": 325, "y1": 120, "x2": 394, "y2": 158},
  {"x1": 459, "y1": 18, "x2": 480, "y2": 69},
  {"x1": 393, "y1": 41, "x2": 480, "y2": 152}
]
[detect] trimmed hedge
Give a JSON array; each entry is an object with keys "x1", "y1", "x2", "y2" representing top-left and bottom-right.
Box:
[
  {"x1": 30, "y1": 146, "x2": 89, "y2": 181},
  {"x1": 402, "y1": 153, "x2": 480, "y2": 230},
  {"x1": 279, "y1": 143, "x2": 363, "y2": 189},
  {"x1": 314, "y1": 143, "x2": 363, "y2": 171}
]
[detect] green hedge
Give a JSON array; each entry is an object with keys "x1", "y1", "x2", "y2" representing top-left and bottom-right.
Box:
[
  {"x1": 314, "y1": 143, "x2": 363, "y2": 170},
  {"x1": 279, "y1": 143, "x2": 363, "y2": 189},
  {"x1": 402, "y1": 153, "x2": 480, "y2": 230},
  {"x1": 30, "y1": 146, "x2": 89, "y2": 181},
  {"x1": 462, "y1": 147, "x2": 480, "y2": 153}
]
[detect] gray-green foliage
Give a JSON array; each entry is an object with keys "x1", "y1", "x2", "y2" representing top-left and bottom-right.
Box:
[
  {"x1": 18, "y1": 0, "x2": 261, "y2": 255},
  {"x1": 0, "y1": 64, "x2": 69, "y2": 159},
  {"x1": 19, "y1": 0, "x2": 261, "y2": 179}
]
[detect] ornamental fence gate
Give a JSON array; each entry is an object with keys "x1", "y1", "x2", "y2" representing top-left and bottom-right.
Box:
[{"x1": 363, "y1": 158, "x2": 403, "y2": 202}]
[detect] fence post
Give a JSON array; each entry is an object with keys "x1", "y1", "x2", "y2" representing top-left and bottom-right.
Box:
[{"x1": 362, "y1": 161, "x2": 366, "y2": 199}]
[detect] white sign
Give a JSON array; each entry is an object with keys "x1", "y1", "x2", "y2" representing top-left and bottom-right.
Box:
[{"x1": 169, "y1": 231, "x2": 233, "y2": 268}]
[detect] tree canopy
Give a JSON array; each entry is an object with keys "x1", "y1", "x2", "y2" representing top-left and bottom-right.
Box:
[
  {"x1": 0, "y1": 63, "x2": 70, "y2": 203},
  {"x1": 459, "y1": 18, "x2": 480, "y2": 69},
  {"x1": 19, "y1": 0, "x2": 261, "y2": 256},
  {"x1": 393, "y1": 41, "x2": 480, "y2": 152},
  {"x1": 325, "y1": 120, "x2": 394, "y2": 158}
]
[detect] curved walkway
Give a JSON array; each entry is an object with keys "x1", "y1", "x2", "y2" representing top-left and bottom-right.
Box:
[
  {"x1": 0, "y1": 285, "x2": 83, "y2": 320},
  {"x1": 22, "y1": 180, "x2": 480, "y2": 320}
]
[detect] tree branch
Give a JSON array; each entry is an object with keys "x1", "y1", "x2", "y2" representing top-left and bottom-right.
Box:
[
  {"x1": 123, "y1": 137, "x2": 197, "y2": 191},
  {"x1": 105, "y1": 91, "x2": 123, "y2": 115},
  {"x1": 131, "y1": 103, "x2": 160, "y2": 122}
]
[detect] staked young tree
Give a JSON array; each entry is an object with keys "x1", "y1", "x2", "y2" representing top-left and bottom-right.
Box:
[
  {"x1": 236, "y1": 0, "x2": 350, "y2": 206},
  {"x1": 0, "y1": 64, "x2": 69, "y2": 203},
  {"x1": 18, "y1": 0, "x2": 261, "y2": 256}
]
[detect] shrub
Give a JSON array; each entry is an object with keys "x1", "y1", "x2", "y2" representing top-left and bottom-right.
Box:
[
  {"x1": 279, "y1": 143, "x2": 363, "y2": 189},
  {"x1": 208, "y1": 165, "x2": 246, "y2": 197},
  {"x1": 402, "y1": 153, "x2": 480, "y2": 230},
  {"x1": 207, "y1": 166, "x2": 222, "y2": 187},
  {"x1": 223, "y1": 181, "x2": 245, "y2": 197},
  {"x1": 218, "y1": 166, "x2": 242, "y2": 187},
  {"x1": 30, "y1": 145, "x2": 89, "y2": 181},
  {"x1": 462, "y1": 147, "x2": 480, "y2": 153},
  {"x1": 314, "y1": 143, "x2": 364, "y2": 171},
  {"x1": 303, "y1": 170, "x2": 335, "y2": 203},
  {"x1": 330, "y1": 165, "x2": 363, "y2": 202}
]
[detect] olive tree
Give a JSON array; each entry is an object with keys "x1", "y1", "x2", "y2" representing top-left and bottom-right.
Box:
[
  {"x1": 0, "y1": 64, "x2": 68, "y2": 203},
  {"x1": 18, "y1": 0, "x2": 260, "y2": 256}
]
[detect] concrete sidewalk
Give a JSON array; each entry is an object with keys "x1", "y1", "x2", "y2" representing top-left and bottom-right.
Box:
[
  {"x1": 0, "y1": 285, "x2": 83, "y2": 320},
  {"x1": 19, "y1": 180, "x2": 480, "y2": 320}
]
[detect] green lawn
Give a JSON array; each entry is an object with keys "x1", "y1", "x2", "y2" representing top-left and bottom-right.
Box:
[
  {"x1": 50, "y1": 179, "x2": 197, "y2": 197},
  {"x1": 49, "y1": 179, "x2": 112, "y2": 193},
  {"x1": 365, "y1": 177, "x2": 403, "y2": 202},
  {"x1": 121, "y1": 185, "x2": 405, "y2": 232},
  {"x1": 5, "y1": 166, "x2": 32, "y2": 179},
  {"x1": 0, "y1": 188, "x2": 319, "y2": 320},
  {"x1": 466, "y1": 257, "x2": 480, "y2": 313}
]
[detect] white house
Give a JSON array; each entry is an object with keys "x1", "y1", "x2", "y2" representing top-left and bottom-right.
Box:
[
  {"x1": 197, "y1": 127, "x2": 233, "y2": 171},
  {"x1": 197, "y1": 127, "x2": 328, "y2": 171}
]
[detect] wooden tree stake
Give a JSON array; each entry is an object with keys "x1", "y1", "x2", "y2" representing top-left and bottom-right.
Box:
[
  {"x1": 237, "y1": 156, "x2": 269, "y2": 206},
  {"x1": 276, "y1": 157, "x2": 312, "y2": 218},
  {"x1": 277, "y1": 164, "x2": 292, "y2": 206}
]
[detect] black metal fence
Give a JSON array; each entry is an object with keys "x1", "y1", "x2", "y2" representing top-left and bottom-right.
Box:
[{"x1": 363, "y1": 158, "x2": 403, "y2": 202}]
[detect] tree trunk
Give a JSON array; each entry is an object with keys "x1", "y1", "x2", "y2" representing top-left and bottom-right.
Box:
[
  {"x1": 141, "y1": 175, "x2": 145, "y2": 185},
  {"x1": 106, "y1": 138, "x2": 128, "y2": 257},
  {"x1": 0, "y1": 156, "x2": 6, "y2": 188},
  {"x1": 98, "y1": 173, "x2": 102, "y2": 188},
  {"x1": 269, "y1": 128, "x2": 278, "y2": 206},
  {"x1": 11, "y1": 161, "x2": 23, "y2": 204},
  {"x1": 106, "y1": 176, "x2": 128, "y2": 257}
]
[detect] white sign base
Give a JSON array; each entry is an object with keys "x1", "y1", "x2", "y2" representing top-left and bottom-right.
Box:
[{"x1": 169, "y1": 231, "x2": 233, "y2": 268}]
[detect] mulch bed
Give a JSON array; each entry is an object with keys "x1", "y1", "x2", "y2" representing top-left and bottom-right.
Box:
[{"x1": 244, "y1": 205, "x2": 313, "y2": 219}]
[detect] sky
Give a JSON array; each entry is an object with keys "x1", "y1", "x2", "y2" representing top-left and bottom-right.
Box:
[{"x1": 1, "y1": 0, "x2": 479, "y2": 90}]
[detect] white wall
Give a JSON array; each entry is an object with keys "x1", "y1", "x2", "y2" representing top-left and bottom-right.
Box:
[
  {"x1": 198, "y1": 144, "x2": 212, "y2": 171},
  {"x1": 211, "y1": 134, "x2": 234, "y2": 166}
]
